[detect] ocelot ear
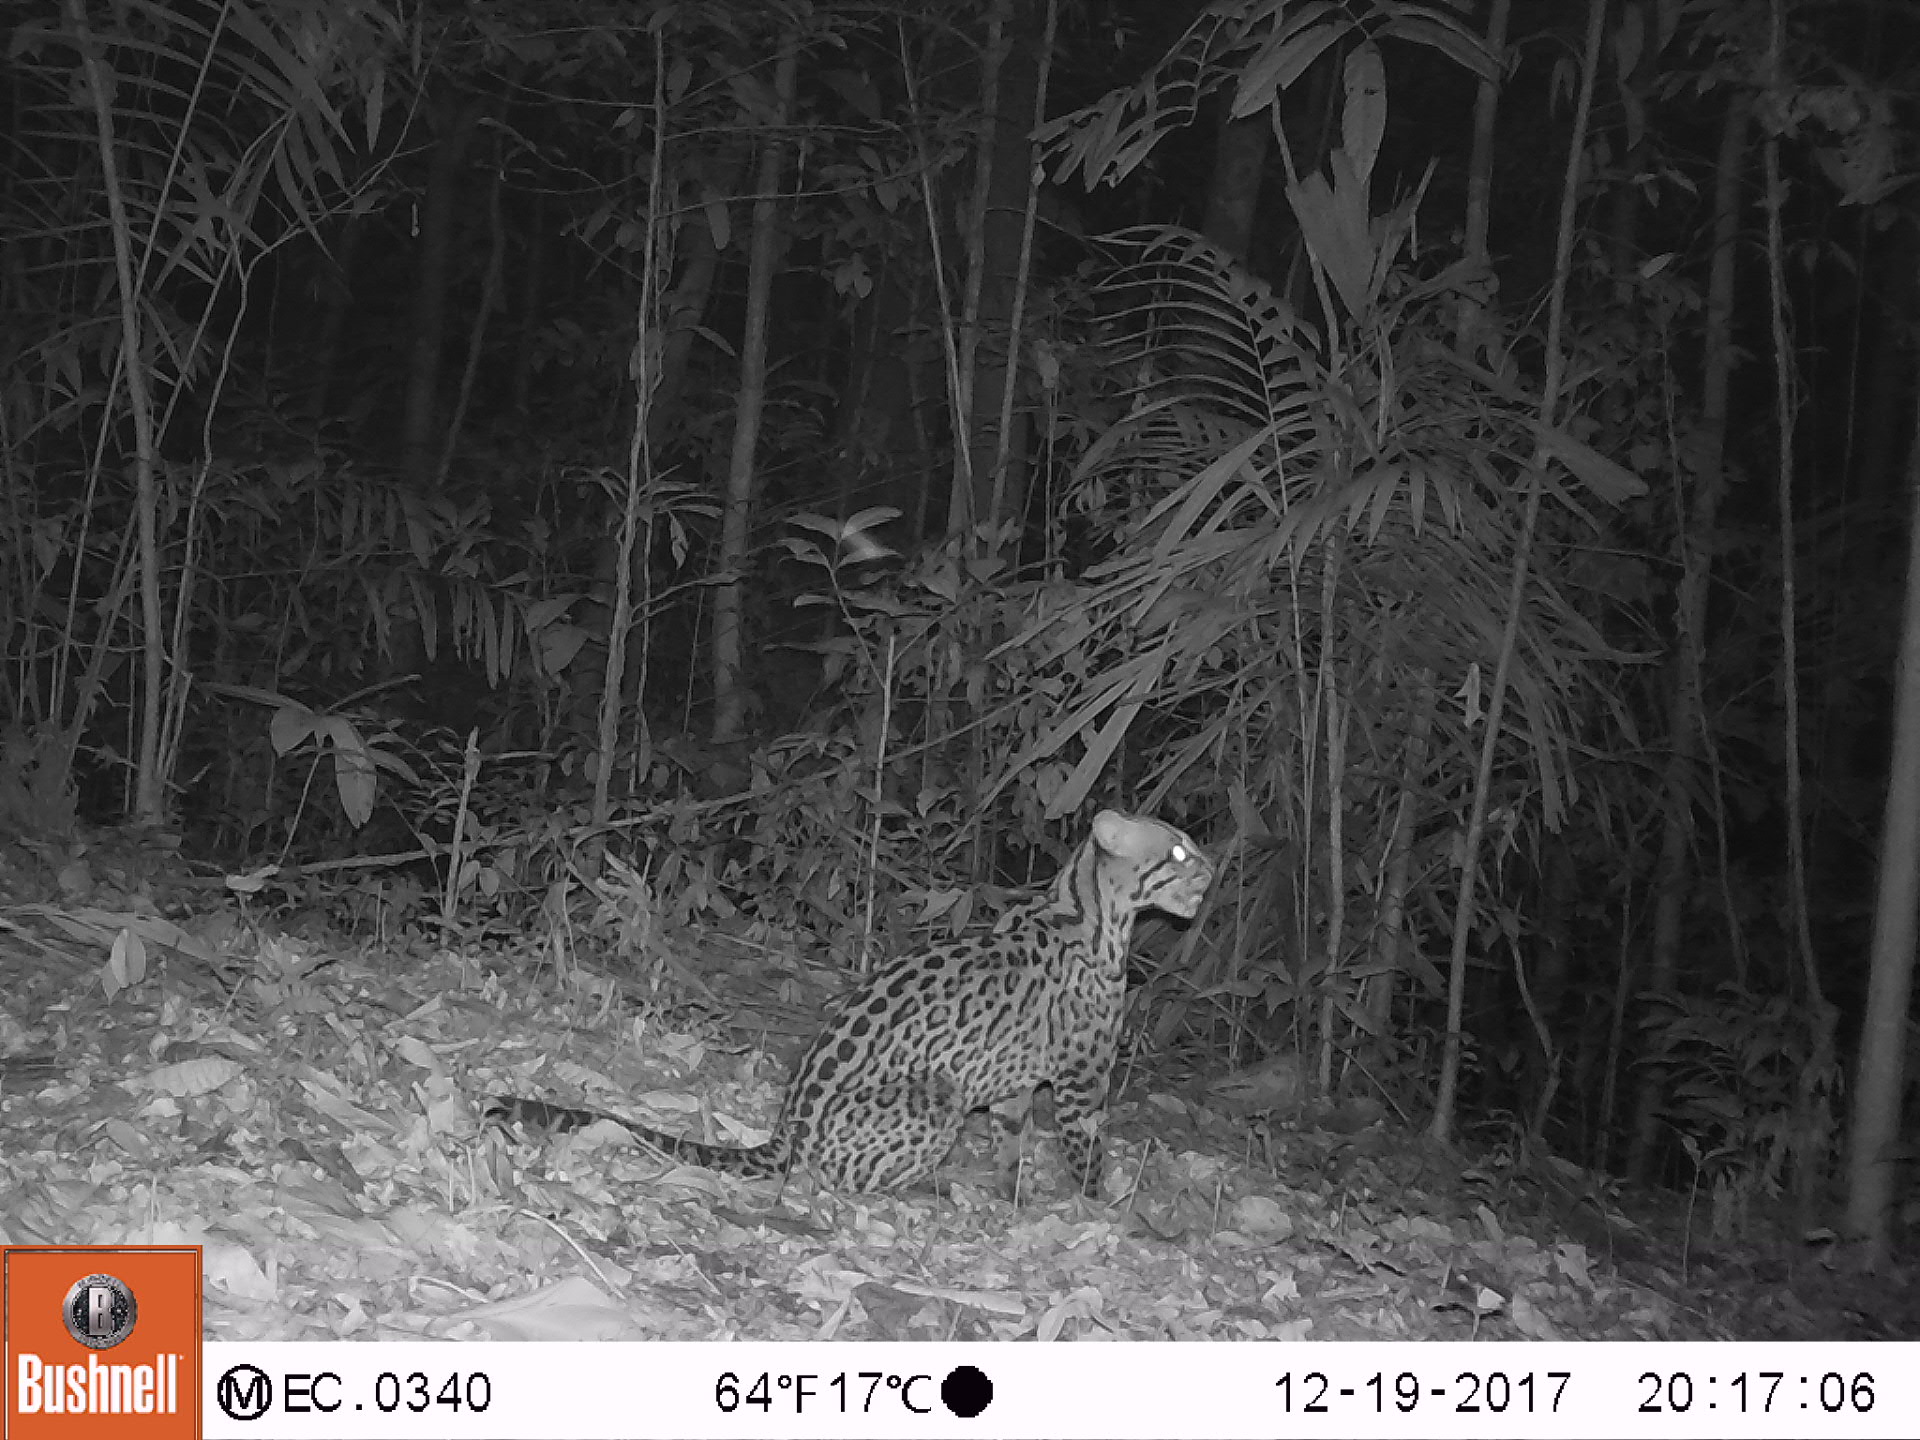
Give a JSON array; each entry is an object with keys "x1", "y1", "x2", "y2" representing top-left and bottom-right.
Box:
[{"x1": 1090, "y1": 809, "x2": 1135, "y2": 854}]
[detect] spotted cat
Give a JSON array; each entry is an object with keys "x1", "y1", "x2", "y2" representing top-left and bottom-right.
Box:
[{"x1": 489, "y1": 810, "x2": 1213, "y2": 1193}]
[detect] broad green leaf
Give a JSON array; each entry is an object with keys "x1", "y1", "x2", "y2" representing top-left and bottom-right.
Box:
[{"x1": 1342, "y1": 43, "x2": 1386, "y2": 188}]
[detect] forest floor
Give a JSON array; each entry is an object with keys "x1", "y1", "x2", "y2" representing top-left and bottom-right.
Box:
[{"x1": 0, "y1": 830, "x2": 1913, "y2": 1344}]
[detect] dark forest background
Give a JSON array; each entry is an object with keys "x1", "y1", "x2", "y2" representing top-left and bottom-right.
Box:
[{"x1": 4, "y1": 0, "x2": 1918, "y2": 1249}]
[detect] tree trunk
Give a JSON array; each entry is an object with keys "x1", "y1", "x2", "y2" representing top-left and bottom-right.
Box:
[
  {"x1": 1365, "y1": 673, "x2": 1434, "y2": 1075},
  {"x1": 1601, "y1": 0, "x2": 1653, "y2": 280},
  {"x1": 1201, "y1": 111, "x2": 1268, "y2": 262},
  {"x1": 1431, "y1": 0, "x2": 1601, "y2": 1146},
  {"x1": 833, "y1": 255, "x2": 921, "y2": 555},
  {"x1": 70, "y1": 0, "x2": 166, "y2": 822},
  {"x1": 1844, "y1": 278, "x2": 1920, "y2": 1262},
  {"x1": 402, "y1": 97, "x2": 476, "y2": 486},
  {"x1": 952, "y1": 0, "x2": 1045, "y2": 542},
  {"x1": 508, "y1": 192, "x2": 545, "y2": 415},
  {"x1": 310, "y1": 219, "x2": 363, "y2": 419},
  {"x1": 576, "y1": 178, "x2": 731, "y2": 752},
  {"x1": 710, "y1": 41, "x2": 797, "y2": 742},
  {"x1": 1627, "y1": 89, "x2": 1749, "y2": 1183},
  {"x1": 1455, "y1": 0, "x2": 1508, "y2": 343},
  {"x1": 650, "y1": 162, "x2": 736, "y2": 452},
  {"x1": 1856, "y1": 236, "x2": 1917, "y2": 508},
  {"x1": 436, "y1": 159, "x2": 505, "y2": 487}
]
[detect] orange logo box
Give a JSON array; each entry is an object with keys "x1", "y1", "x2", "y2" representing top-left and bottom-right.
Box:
[{"x1": 2, "y1": 1247, "x2": 201, "y2": 1440}]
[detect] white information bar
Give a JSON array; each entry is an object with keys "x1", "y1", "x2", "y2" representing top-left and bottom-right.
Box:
[{"x1": 198, "y1": 1341, "x2": 1914, "y2": 1439}]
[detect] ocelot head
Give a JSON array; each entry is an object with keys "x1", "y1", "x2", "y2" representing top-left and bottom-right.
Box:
[{"x1": 1093, "y1": 809, "x2": 1215, "y2": 918}]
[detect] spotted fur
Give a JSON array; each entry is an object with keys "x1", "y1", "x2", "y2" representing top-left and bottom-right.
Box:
[{"x1": 489, "y1": 810, "x2": 1213, "y2": 1194}]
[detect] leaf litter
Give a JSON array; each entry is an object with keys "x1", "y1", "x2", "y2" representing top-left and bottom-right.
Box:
[{"x1": 1, "y1": 901, "x2": 1911, "y2": 1344}]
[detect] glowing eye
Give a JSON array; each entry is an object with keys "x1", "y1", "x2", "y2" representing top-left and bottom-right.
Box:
[{"x1": 1171, "y1": 845, "x2": 1187, "y2": 862}]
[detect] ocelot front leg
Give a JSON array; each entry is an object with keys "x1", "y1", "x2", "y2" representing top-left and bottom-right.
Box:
[
  {"x1": 986, "y1": 1089, "x2": 1037, "y2": 1201},
  {"x1": 1050, "y1": 1063, "x2": 1111, "y2": 1196}
]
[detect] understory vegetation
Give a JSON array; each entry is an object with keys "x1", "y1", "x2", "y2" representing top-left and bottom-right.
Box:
[{"x1": 3, "y1": 0, "x2": 1916, "y2": 1260}]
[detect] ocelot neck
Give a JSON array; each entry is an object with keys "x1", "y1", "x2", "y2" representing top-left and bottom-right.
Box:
[{"x1": 1050, "y1": 832, "x2": 1137, "y2": 972}]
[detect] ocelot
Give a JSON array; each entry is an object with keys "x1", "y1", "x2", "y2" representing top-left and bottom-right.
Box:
[{"x1": 488, "y1": 809, "x2": 1214, "y2": 1194}]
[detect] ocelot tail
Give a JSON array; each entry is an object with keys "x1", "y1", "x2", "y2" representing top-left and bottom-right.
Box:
[{"x1": 488, "y1": 810, "x2": 1214, "y2": 1194}]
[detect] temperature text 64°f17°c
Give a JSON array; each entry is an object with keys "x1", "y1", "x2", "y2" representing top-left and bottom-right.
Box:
[{"x1": 714, "y1": 1370, "x2": 938, "y2": 1417}]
